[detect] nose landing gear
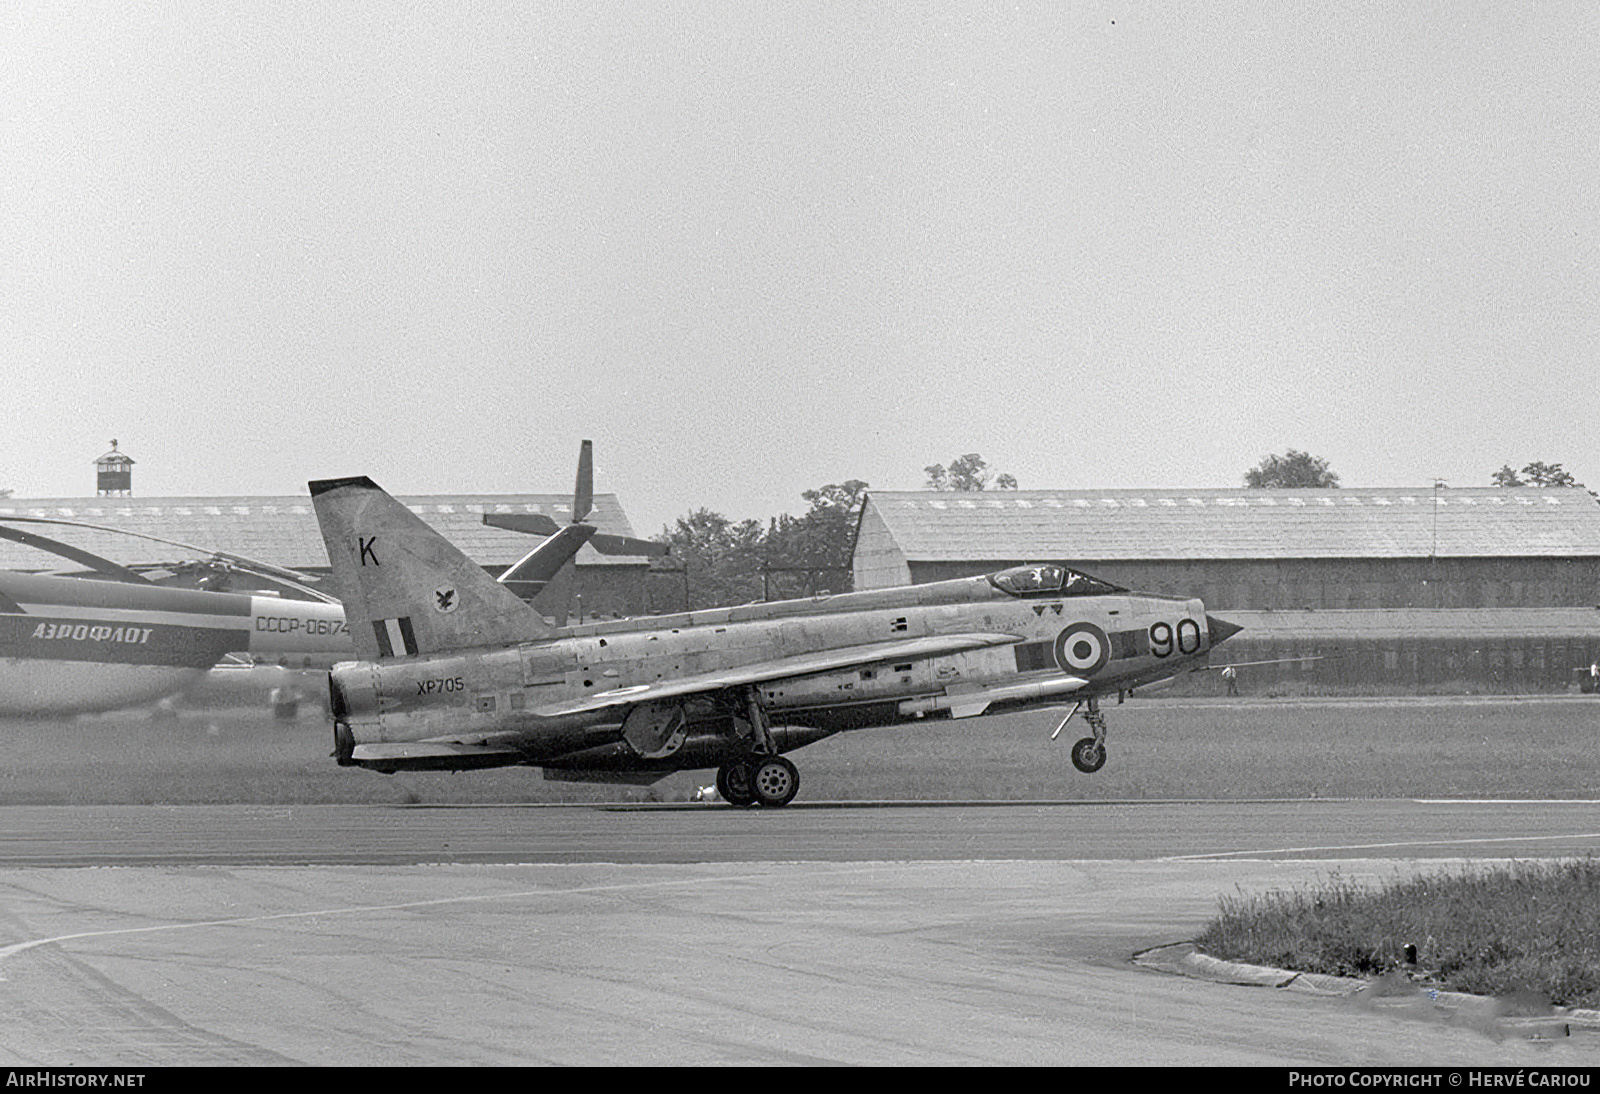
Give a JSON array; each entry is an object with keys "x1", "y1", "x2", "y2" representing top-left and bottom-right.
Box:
[{"x1": 1051, "y1": 697, "x2": 1108, "y2": 774}]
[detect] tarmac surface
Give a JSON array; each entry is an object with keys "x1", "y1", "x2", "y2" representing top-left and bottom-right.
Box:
[{"x1": 2, "y1": 798, "x2": 1600, "y2": 1066}]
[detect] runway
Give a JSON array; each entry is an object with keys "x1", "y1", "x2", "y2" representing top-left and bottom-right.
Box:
[
  {"x1": 1, "y1": 797, "x2": 1599, "y2": 866},
  {"x1": 2, "y1": 799, "x2": 1598, "y2": 1066}
]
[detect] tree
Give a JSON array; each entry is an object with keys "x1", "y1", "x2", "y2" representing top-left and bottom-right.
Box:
[
  {"x1": 647, "y1": 480, "x2": 869, "y2": 609},
  {"x1": 651, "y1": 508, "x2": 767, "y2": 610},
  {"x1": 799, "y1": 479, "x2": 870, "y2": 516},
  {"x1": 924, "y1": 453, "x2": 1017, "y2": 491},
  {"x1": 1491, "y1": 461, "x2": 1578, "y2": 488},
  {"x1": 1243, "y1": 450, "x2": 1340, "y2": 489},
  {"x1": 760, "y1": 481, "x2": 866, "y2": 599}
]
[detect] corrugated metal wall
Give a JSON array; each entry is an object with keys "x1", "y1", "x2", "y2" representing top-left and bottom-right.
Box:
[{"x1": 904, "y1": 557, "x2": 1600, "y2": 611}]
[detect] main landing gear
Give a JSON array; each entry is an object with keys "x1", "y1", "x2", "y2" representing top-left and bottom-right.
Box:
[
  {"x1": 716, "y1": 753, "x2": 799, "y2": 808},
  {"x1": 1051, "y1": 697, "x2": 1108, "y2": 774},
  {"x1": 714, "y1": 689, "x2": 801, "y2": 807}
]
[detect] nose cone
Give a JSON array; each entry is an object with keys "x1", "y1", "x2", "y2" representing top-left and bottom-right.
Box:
[{"x1": 1206, "y1": 614, "x2": 1243, "y2": 646}]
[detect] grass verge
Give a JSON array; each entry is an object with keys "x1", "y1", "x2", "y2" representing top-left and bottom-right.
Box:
[{"x1": 1194, "y1": 858, "x2": 1600, "y2": 1009}]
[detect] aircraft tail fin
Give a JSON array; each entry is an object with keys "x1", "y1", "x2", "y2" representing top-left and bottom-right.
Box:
[
  {"x1": 480, "y1": 439, "x2": 666, "y2": 623},
  {"x1": 310, "y1": 476, "x2": 549, "y2": 660},
  {"x1": 573, "y1": 438, "x2": 594, "y2": 522},
  {"x1": 498, "y1": 523, "x2": 598, "y2": 601}
]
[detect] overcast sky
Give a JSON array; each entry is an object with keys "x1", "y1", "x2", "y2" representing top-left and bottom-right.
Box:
[{"x1": 4, "y1": 2, "x2": 1597, "y2": 536}]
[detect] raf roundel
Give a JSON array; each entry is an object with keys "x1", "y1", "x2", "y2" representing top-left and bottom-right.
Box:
[{"x1": 1053, "y1": 622, "x2": 1109, "y2": 676}]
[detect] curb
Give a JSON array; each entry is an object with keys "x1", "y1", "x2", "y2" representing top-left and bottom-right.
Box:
[{"x1": 1133, "y1": 942, "x2": 1600, "y2": 1040}]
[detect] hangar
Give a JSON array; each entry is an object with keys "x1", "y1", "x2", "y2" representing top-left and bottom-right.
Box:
[
  {"x1": 0, "y1": 491, "x2": 654, "y2": 622},
  {"x1": 853, "y1": 487, "x2": 1600, "y2": 690}
]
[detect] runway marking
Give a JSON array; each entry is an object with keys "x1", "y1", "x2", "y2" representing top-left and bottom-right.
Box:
[
  {"x1": 0, "y1": 863, "x2": 954, "y2": 972},
  {"x1": 1411, "y1": 798, "x2": 1600, "y2": 805},
  {"x1": 1160, "y1": 831, "x2": 1600, "y2": 861}
]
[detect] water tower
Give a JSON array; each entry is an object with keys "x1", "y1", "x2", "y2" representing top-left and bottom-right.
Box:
[{"x1": 95, "y1": 440, "x2": 135, "y2": 496}]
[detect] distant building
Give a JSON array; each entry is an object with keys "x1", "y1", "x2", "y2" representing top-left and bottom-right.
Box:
[
  {"x1": 94, "y1": 441, "x2": 135, "y2": 497},
  {"x1": 854, "y1": 487, "x2": 1600, "y2": 610},
  {"x1": 0, "y1": 492, "x2": 654, "y2": 621},
  {"x1": 852, "y1": 487, "x2": 1600, "y2": 690}
]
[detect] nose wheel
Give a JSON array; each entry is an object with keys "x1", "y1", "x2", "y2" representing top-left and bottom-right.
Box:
[
  {"x1": 1070, "y1": 736, "x2": 1106, "y2": 773},
  {"x1": 1053, "y1": 698, "x2": 1109, "y2": 774}
]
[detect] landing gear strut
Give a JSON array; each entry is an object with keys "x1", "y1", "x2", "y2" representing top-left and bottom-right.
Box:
[
  {"x1": 714, "y1": 689, "x2": 801, "y2": 807},
  {"x1": 1052, "y1": 697, "x2": 1108, "y2": 774}
]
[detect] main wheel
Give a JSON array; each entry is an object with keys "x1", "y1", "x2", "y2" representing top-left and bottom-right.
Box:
[
  {"x1": 1070, "y1": 736, "x2": 1106, "y2": 774},
  {"x1": 716, "y1": 761, "x2": 759, "y2": 807},
  {"x1": 750, "y1": 755, "x2": 800, "y2": 808}
]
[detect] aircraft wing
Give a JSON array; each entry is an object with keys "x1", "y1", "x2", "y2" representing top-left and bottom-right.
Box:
[{"x1": 531, "y1": 631, "x2": 1024, "y2": 718}]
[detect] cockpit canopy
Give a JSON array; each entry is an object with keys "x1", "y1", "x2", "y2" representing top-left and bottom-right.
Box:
[{"x1": 989, "y1": 564, "x2": 1126, "y2": 598}]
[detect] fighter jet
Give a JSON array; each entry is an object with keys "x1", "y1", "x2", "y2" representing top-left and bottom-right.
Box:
[{"x1": 311, "y1": 475, "x2": 1242, "y2": 806}]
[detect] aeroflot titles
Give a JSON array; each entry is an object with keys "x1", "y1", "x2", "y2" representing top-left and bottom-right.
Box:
[{"x1": 30, "y1": 623, "x2": 154, "y2": 644}]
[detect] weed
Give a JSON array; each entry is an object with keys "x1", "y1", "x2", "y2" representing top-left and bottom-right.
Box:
[{"x1": 1195, "y1": 859, "x2": 1600, "y2": 1008}]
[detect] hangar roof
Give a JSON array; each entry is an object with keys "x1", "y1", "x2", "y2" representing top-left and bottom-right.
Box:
[
  {"x1": 861, "y1": 487, "x2": 1600, "y2": 561},
  {"x1": 0, "y1": 493, "x2": 650, "y2": 574}
]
